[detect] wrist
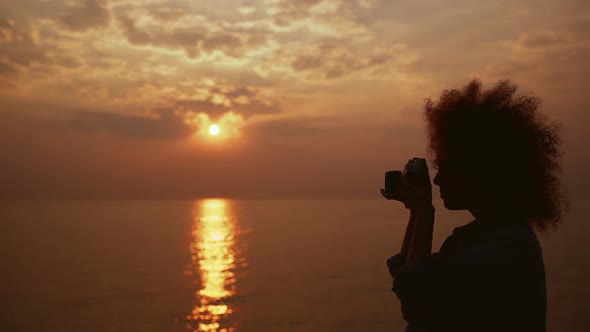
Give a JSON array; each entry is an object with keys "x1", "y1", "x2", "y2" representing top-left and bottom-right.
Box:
[{"x1": 410, "y1": 202, "x2": 435, "y2": 214}]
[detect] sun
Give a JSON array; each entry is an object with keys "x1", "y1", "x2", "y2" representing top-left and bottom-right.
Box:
[{"x1": 209, "y1": 124, "x2": 220, "y2": 136}]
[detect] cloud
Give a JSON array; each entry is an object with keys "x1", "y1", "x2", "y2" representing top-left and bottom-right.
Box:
[
  {"x1": 117, "y1": 14, "x2": 261, "y2": 58},
  {"x1": 0, "y1": 17, "x2": 85, "y2": 80},
  {"x1": 518, "y1": 30, "x2": 572, "y2": 49},
  {"x1": 202, "y1": 33, "x2": 243, "y2": 57},
  {"x1": 148, "y1": 7, "x2": 188, "y2": 22},
  {"x1": 59, "y1": 0, "x2": 111, "y2": 31},
  {"x1": 234, "y1": 98, "x2": 281, "y2": 115},
  {"x1": 271, "y1": 0, "x2": 323, "y2": 26},
  {"x1": 70, "y1": 108, "x2": 193, "y2": 139},
  {"x1": 484, "y1": 60, "x2": 537, "y2": 78},
  {"x1": 243, "y1": 115, "x2": 335, "y2": 141},
  {"x1": 0, "y1": 60, "x2": 20, "y2": 77},
  {"x1": 290, "y1": 43, "x2": 396, "y2": 78},
  {"x1": 174, "y1": 86, "x2": 281, "y2": 117},
  {"x1": 268, "y1": 0, "x2": 375, "y2": 31},
  {"x1": 174, "y1": 99, "x2": 227, "y2": 114},
  {"x1": 0, "y1": 18, "x2": 50, "y2": 67},
  {"x1": 119, "y1": 14, "x2": 207, "y2": 55},
  {"x1": 117, "y1": 15, "x2": 153, "y2": 45},
  {"x1": 54, "y1": 55, "x2": 83, "y2": 68}
]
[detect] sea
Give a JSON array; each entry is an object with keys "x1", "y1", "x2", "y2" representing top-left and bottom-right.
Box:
[{"x1": 1, "y1": 199, "x2": 588, "y2": 332}]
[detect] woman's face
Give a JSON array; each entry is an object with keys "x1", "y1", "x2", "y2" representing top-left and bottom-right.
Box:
[{"x1": 432, "y1": 159, "x2": 485, "y2": 211}]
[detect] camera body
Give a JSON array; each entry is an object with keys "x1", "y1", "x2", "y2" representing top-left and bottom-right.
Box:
[{"x1": 384, "y1": 158, "x2": 429, "y2": 193}]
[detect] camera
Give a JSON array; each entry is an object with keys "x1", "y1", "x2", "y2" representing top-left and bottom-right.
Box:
[{"x1": 384, "y1": 158, "x2": 429, "y2": 193}]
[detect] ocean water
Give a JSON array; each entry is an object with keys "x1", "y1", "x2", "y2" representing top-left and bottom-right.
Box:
[{"x1": 0, "y1": 199, "x2": 588, "y2": 332}]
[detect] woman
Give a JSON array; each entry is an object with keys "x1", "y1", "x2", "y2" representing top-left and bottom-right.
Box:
[{"x1": 380, "y1": 79, "x2": 569, "y2": 332}]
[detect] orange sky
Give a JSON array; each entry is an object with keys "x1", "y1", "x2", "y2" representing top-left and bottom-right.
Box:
[{"x1": 0, "y1": 0, "x2": 588, "y2": 200}]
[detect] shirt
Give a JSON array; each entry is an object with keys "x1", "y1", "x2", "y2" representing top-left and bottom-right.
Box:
[{"x1": 387, "y1": 217, "x2": 547, "y2": 332}]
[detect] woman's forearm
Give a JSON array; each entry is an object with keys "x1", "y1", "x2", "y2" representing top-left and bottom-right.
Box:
[
  {"x1": 400, "y1": 209, "x2": 416, "y2": 257},
  {"x1": 406, "y1": 204, "x2": 435, "y2": 264}
]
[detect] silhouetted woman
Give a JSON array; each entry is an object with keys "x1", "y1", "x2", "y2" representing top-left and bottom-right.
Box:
[{"x1": 381, "y1": 79, "x2": 569, "y2": 332}]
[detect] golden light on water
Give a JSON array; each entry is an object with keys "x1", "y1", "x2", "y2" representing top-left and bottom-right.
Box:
[{"x1": 186, "y1": 199, "x2": 243, "y2": 332}]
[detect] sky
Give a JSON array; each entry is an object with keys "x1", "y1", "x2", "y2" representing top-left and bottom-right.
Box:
[{"x1": 0, "y1": 0, "x2": 588, "y2": 200}]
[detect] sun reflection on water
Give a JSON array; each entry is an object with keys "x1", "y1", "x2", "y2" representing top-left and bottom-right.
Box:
[{"x1": 186, "y1": 199, "x2": 242, "y2": 332}]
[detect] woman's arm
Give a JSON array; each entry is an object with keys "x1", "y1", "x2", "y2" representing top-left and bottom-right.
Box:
[
  {"x1": 383, "y1": 158, "x2": 434, "y2": 274},
  {"x1": 387, "y1": 205, "x2": 433, "y2": 278},
  {"x1": 386, "y1": 211, "x2": 415, "y2": 278},
  {"x1": 407, "y1": 204, "x2": 435, "y2": 264},
  {"x1": 400, "y1": 209, "x2": 416, "y2": 257}
]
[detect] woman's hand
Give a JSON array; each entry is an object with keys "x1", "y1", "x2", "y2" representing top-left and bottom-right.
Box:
[{"x1": 380, "y1": 167, "x2": 433, "y2": 210}]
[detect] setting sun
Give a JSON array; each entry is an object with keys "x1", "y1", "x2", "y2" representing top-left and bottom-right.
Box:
[{"x1": 209, "y1": 125, "x2": 220, "y2": 136}]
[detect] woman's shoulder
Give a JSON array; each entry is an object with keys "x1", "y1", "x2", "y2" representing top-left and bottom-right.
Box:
[
  {"x1": 452, "y1": 217, "x2": 538, "y2": 244},
  {"x1": 450, "y1": 220, "x2": 542, "y2": 264}
]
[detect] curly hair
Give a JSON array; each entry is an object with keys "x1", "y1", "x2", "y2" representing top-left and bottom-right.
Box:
[{"x1": 424, "y1": 78, "x2": 569, "y2": 232}]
